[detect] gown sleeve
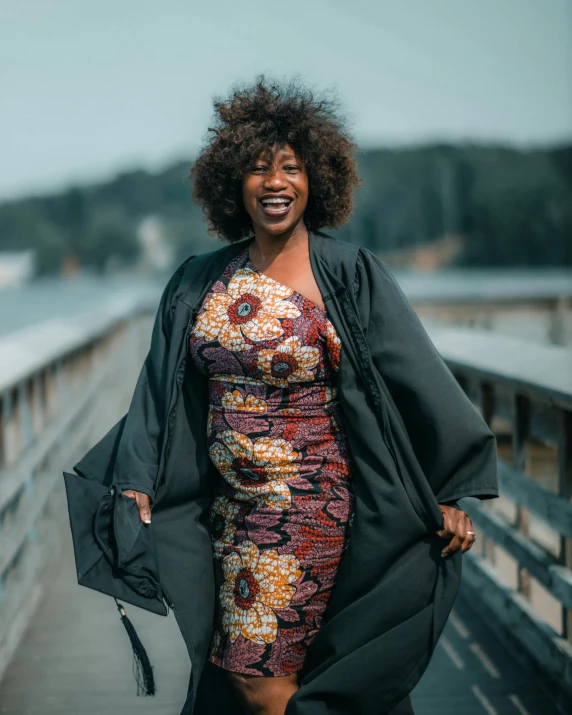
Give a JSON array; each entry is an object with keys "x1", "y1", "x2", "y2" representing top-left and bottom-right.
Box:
[
  {"x1": 353, "y1": 247, "x2": 499, "y2": 505},
  {"x1": 440, "y1": 499, "x2": 462, "y2": 509},
  {"x1": 110, "y1": 257, "x2": 193, "y2": 501}
]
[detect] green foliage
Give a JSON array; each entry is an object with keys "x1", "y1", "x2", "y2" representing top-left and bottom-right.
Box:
[
  {"x1": 0, "y1": 144, "x2": 570, "y2": 275},
  {"x1": 333, "y1": 143, "x2": 572, "y2": 266}
]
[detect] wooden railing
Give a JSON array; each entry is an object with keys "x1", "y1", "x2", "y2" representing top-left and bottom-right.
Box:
[
  {"x1": 427, "y1": 323, "x2": 572, "y2": 712},
  {"x1": 0, "y1": 291, "x2": 159, "y2": 680}
]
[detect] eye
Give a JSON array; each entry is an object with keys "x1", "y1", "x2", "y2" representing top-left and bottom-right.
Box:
[
  {"x1": 252, "y1": 165, "x2": 267, "y2": 173},
  {"x1": 284, "y1": 164, "x2": 301, "y2": 172}
]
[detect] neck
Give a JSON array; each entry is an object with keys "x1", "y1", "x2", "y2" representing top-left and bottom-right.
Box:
[{"x1": 250, "y1": 221, "x2": 309, "y2": 263}]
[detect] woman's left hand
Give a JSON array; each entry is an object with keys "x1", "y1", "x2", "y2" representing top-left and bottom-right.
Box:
[{"x1": 435, "y1": 504, "x2": 476, "y2": 558}]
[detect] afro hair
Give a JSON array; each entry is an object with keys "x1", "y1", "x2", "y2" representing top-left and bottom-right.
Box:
[{"x1": 190, "y1": 74, "x2": 362, "y2": 242}]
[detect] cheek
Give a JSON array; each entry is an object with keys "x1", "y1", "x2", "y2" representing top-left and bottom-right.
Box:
[{"x1": 242, "y1": 182, "x2": 257, "y2": 213}]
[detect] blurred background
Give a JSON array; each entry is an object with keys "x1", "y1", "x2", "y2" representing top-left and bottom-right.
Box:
[
  {"x1": 1, "y1": 1, "x2": 571, "y2": 341},
  {"x1": 1, "y1": 2, "x2": 571, "y2": 714}
]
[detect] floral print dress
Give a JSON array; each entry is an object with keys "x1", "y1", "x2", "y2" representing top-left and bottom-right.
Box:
[{"x1": 189, "y1": 245, "x2": 356, "y2": 677}]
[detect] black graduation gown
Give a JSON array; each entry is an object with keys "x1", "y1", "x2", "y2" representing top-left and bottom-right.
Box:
[{"x1": 65, "y1": 230, "x2": 499, "y2": 714}]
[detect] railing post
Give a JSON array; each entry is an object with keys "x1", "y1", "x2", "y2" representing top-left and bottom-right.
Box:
[
  {"x1": 3, "y1": 389, "x2": 19, "y2": 466},
  {"x1": 513, "y1": 394, "x2": 531, "y2": 598},
  {"x1": 558, "y1": 408, "x2": 572, "y2": 641},
  {"x1": 18, "y1": 382, "x2": 32, "y2": 451},
  {"x1": 550, "y1": 295, "x2": 571, "y2": 346},
  {"x1": 479, "y1": 382, "x2": 496, "y2": 561},
  {"x1": 31, "y1": 373, "x2": 44, "y2": 437}
]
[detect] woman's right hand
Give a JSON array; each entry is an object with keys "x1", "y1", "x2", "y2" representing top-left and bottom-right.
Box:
[{"x1": 122, "y1": 490, "x2": 152, "y2": 524}]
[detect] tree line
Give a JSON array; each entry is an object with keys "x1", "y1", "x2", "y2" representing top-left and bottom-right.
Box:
[{"x1": 0, "y1": 142, "x2": 570, "y2": 274}]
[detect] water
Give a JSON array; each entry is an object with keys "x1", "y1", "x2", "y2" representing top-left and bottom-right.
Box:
[
  {"x1": 0, "y1": 275, "x2": 162, "y2": 338},
  {"x1": 1, "y1": 269, "x2": 571, "y2": 340}
]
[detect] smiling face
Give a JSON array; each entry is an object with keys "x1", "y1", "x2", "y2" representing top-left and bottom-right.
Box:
[{"x1": 242, "y1": 144, "x2": 309, "y2": 239}]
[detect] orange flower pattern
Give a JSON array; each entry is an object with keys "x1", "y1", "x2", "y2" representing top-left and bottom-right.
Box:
[
  {"x1": 219, "y1": 540, "x2": 302, "y2": 644},
  {"x1": 189, "y1": 245, "x2": 355, "y2": 676}
]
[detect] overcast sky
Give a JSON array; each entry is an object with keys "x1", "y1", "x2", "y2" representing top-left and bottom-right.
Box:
[{"x1": 1, "y1": 0, "x2": 571, "y2": 201}]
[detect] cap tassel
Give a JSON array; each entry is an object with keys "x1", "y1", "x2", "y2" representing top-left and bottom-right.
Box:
[{"x1": 114, "y1": 598, "x2": 156, "y2": 696}]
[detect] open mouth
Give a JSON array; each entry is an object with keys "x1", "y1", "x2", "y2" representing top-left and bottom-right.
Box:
[{"x1": 259, "y1": 197, "x2": 293, "y2": 217}]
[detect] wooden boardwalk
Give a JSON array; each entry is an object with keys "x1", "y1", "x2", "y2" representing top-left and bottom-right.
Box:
[{"x1": 0, "y1": 526, "x2": 563, "y2": 715}]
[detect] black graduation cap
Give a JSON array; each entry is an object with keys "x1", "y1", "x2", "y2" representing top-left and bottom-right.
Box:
[{"x1": 63, "y1": 471, "x2": 168, "y2": 695}]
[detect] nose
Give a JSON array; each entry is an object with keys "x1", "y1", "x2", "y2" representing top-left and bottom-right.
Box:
[{"x1": 263, "y1": 167, "x2": 287, "y2": 190}]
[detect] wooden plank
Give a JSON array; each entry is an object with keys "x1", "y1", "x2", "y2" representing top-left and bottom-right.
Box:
[
  {"x1": 497, "y1": 460, "x2": 572, "y2": 539},
  {"x1": 0, "y1": 353, "x2": 113, "y2": 513},
  {"x1": 0, "y1": 361, "x2": 112, "y2": 578},
  {"x1": 530, "y1": 401, "x2": 561, "y2": 444},
  {"x1": 0, "y1": 527, "x2": 566, "y2": 715},
  {"x1": 0, "y1": 528, "x2": 190, "y2": 714},
  {"x1": 0, "y1": 488, "x2": 66, "y2": 679},
  {"x1": 558, "y1": 409, "x2": 572, "y2": 642},
  {"x1": 414, "y1": 584, "x2": 563, "y2": 715},
  {"x1": 466, "y1": 502, "x2": 572, "y2": 611},
  {"x1": 462, "y1": 552, "x2": 572, "y2": 711},
  {"x1": 426, "y1": 325, "x2": 572, "y2": 411}
]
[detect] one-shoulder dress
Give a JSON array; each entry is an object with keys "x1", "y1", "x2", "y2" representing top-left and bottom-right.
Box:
[{"x1": 188, "y1": 245, "x2": 356, "y2": 677}]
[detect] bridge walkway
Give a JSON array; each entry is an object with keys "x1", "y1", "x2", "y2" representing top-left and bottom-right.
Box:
[{"x1": 0, "y1": 526, "x2": 562, "y2": 715}]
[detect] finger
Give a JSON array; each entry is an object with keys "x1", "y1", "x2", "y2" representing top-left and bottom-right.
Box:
[
  {"x1": 442, "y1": 518, "x2": 471, "y2": 557},
  {"x1": 435, "y1": 513, "x2": 455, "y2": 539},
  {"x1": 463, "y1": 520, "x2": 477, "y2": 553},
  {"x1": 463, "y1": 532, "x2": 477, "y2": 553},
  {"x1": 136, "y1": 493, "x2": 152, "y2": 524},
  {"x1": 435, "y1": 527, "x2": 454, "y2": 539}
]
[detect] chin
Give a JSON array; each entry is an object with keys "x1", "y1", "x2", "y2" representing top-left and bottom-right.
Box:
[{"x1": 262, "y1": 217, "x2": 305, "y2": 235}]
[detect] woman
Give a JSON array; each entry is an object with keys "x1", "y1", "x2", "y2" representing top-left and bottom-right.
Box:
[{"x1": 66, "y1": 76, "x2": 498, "y2": 715}]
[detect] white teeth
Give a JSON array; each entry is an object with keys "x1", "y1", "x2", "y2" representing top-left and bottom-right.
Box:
[{"x1": 261, "y1": 198, "x2": 291, "y2": 205}]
